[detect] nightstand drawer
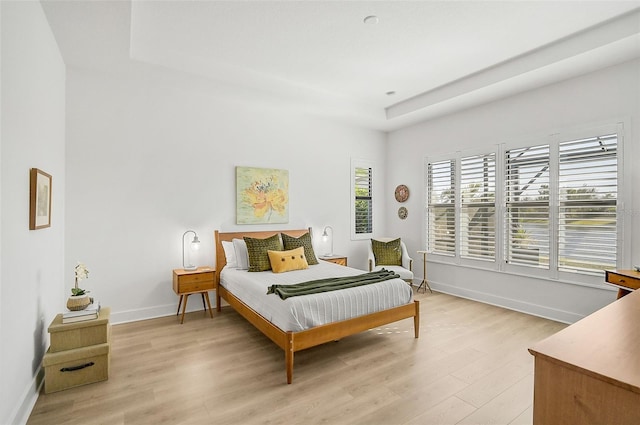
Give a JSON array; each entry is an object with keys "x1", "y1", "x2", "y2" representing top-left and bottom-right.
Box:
[
  {"x1": 180, "y1": 271, "x2": 214, "y2": 285},
  {"x1": 178, "y1": 279, "x2": 214, "y2": 293}
]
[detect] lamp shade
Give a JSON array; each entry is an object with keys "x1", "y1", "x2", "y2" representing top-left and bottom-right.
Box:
[{"x1": 322, "y1": 226, "x2": 333, "y2": 256}]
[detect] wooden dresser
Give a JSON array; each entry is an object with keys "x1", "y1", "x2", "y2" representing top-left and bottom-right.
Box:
[{"x1": 528, "y1": 290, "x2": 640, "y2": 424}]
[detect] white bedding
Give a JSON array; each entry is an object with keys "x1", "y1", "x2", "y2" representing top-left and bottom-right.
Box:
[{"x1": 220, "y1": 260, "x2": 413, "y2": 332}]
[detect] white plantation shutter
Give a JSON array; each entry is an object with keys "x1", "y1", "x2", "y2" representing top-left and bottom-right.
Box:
[
  {"x1": 354, "y1": 166, "x2": 373, "y2": 235},
  {"x1": 427, "y1": 160, "x2": 456, "y2": 255},
  {"x1": 558, "y1": 134, "x2": 617, "y2": 274},
  {"x1": 460, "y1": 153, "x2": 496, "y2": 260},
  {"x1": 504, "y1": 144, "x2": 550, "y2": 268}
]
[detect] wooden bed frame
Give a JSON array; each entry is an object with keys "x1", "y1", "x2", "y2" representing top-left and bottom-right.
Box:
[{"x1": 214, "y1": 228, "x2": 420, "y2": 384}]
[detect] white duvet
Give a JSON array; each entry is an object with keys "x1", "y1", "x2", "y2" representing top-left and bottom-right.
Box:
[{"x1": 220, "y1": 260, "x2": 413, "y2": 332}]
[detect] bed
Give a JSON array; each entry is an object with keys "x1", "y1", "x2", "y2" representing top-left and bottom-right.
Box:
[{"x1": 214, "y1": 228, "x2": 420, "y2": 383}]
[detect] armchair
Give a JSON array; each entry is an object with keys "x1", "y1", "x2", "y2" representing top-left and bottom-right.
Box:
[{"x1": 368, "y1": 238, "x2": 414, "y2": 284}]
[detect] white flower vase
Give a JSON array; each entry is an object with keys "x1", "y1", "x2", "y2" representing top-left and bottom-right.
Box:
[{"x1": 67, "y1": 294, "x2": 91, "y2": 311}]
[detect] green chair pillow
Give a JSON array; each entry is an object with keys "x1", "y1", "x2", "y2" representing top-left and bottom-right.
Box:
[{"x1": 371, "y1": 238, "x2": 402, "y2": 266}]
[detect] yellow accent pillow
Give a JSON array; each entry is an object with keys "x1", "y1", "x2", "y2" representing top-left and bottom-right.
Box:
[{"x1": 268, "y1": 247, "x2": 309, "y2": 273}]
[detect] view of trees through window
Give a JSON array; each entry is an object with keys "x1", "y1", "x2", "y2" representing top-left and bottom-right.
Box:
[
  {"x1": 426, "y1": 132, "x2": 619, "y2": 277},
  {"x1": 354, "y1": 166, "x2": 373, "y2": 235}
]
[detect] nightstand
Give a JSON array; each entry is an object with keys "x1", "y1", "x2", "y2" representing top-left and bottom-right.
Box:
[
  {"x1": 172, "y1": 267, "x2": 215, "y2": 324},
  {"x1": 320, "y1": 255, "x2": 347, "y2": 266}
]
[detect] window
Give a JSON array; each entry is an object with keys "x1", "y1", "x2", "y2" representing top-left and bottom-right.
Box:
[
  {"x1": 460, "y1": 153, "x2": 496, "y2": 260},
  {"x1": 558, "y1": 134, "x2": 617, "y2": 275},
  {"x1": 424, "y1": 123, "x2": 623, "y2": 282},
  {"x1": 427, "y1": 159, "x2": 456, "y2": 255},
  {"x1": 504, "y1": 144, "x2": 550, "y2": 268},
  {"x1": 351, "y1": 159, "x2": 373, "y2": 239}
]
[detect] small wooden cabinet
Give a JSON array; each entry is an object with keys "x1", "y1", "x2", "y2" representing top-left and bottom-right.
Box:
[
  {"x1": 320, "y1": 256, "x2": 347, "y2": 266},
  {"x1": 605, "y1": 269, "x2": 640, "y2": 299},
  {"x1": 172, "y1": 267, "x2": 215, "y2": 323}
]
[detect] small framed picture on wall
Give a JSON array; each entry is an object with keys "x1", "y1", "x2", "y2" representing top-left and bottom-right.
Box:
[{"x1": 29, "y1": 168, "x2": 52, "y2": 230}]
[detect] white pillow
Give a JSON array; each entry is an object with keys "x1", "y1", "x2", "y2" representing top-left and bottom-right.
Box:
[
  {"x1": 222, "y1": 240, "x2": 237, "y2": 268},
  {"x1": 232, "y1": 238, "x2": 249, "y2": 270}
]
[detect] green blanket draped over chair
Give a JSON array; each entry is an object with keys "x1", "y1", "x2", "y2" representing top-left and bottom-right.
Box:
[{"x1": 266, "y1": 269, "x2": 400, "y2": 300}]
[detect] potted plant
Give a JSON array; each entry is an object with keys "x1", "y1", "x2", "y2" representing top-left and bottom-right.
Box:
[{"x1": 67, "y1": 262, "x2": 91, "y2": 311}]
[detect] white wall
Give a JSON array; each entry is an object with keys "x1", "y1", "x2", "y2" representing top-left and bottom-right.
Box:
[
  {"x1": 0, "y1": 2, "x2": 66, "y2": 424},
  {"x1": 387, "y1": 58, "x2": 640, "y2": 323},
  {"x1": 65, "y1": 67, "x2": 387, "y2": 324}
]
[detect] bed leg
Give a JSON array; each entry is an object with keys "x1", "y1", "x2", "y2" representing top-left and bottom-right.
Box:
[
  {"x1": 414, "y1": 300, "x2": 420, "y2": 338},
  {"x1": 216, "y1": 291, "x2": 221, "y2": 312},
  {"x1": 286, "y1": 331, "x2": 294, "y2": 384}
]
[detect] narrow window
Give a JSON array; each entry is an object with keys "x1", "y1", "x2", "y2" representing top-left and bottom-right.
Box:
[
  {"x1": 427, "y1": 159, "x2": 456, "y2": 256},
  {"x1": 558, "y1": 134, "x2": 617, "y2": 275},
  {"x1": 460, "y1": 153, "x2": 496, "y2": 261},
  {"x1": 504, "y1": 145, "x2": 550, "y2": 268},
  {"x1": 351, "y1": 159, "x2": 374, "y2": 239}
]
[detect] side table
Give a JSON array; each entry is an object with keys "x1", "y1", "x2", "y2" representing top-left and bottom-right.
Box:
[
  {"x1": 416, "y1": 251, "x2": 432, "y2": 293},
  {"x1": 320, "y1": 255, "x2": 347, "y2": 266},
  {"x1": 605, "y1": 269, "x2": 640, "y2": 299},
  {"x1": 172, "y1": 267, "x2": 215, "y2": 324}
]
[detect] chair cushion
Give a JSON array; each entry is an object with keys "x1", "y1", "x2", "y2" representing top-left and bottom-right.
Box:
[
  {"x1": 244, "y1": 234, "x2": 283, "y2": 272},
  {"x1": 281, "y1": 232, "x2": 318, "y2": 265},
  {"x1": 268, "y1": 247, "x2": 309, "y2": 273},
  {"x1": 371, "y1": 238, "x2": 402, "y2": 266}
]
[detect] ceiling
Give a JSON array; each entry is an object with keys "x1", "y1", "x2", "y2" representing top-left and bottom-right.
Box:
[{"x1": 41, "y1": 1, "x2": 640, "y2": 131}]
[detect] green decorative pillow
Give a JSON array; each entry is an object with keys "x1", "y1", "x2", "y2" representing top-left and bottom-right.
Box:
[
  {"x1": 281, "y1": 232, "x2": 319, "y2": 265},
  {"x1": 244, "y1": 234, "x2": 283, "y2": 272},
  {"x1": 371, "y1": 238, "x2": 402, "y2": 266}
]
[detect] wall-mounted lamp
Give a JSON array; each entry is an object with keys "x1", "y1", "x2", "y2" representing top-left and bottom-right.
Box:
[
  {"x1": 322, "y1": 226, "x2": 333, "y2": 256},
  {"x1": 182, "y1": 230, "x2": 201, "y2": 270}
]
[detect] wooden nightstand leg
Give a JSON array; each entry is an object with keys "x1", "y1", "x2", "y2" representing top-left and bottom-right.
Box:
[
  {"x1": 204, "y1": 292, "x2": 213, "y2": 318},
  {"x1": 176, "y1": 295, "x2": 183, "y2": 316},
  {"x1": 180, "y1": 294, "x2": 189, "y2": 324},
  {"x1": 201, "y1": 293, "x2": 206, "y2": 311}
]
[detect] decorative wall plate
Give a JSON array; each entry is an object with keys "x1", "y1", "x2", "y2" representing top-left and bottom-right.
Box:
[
  {"x1": 395, "y1": 184, "x2": 409, "y2": 202},
  {"x1": 398, "y1": 206, "x2": 408, "y2": 220}
]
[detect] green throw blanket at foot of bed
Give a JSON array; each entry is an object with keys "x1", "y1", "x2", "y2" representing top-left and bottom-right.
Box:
[{"x1": 266, "y1": 269, "x2": 401, "y2": 300}]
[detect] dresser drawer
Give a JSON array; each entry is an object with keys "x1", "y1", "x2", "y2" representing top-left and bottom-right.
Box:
[{"x1": 606, "y1": 271, "x2": 640, "y2": 290}]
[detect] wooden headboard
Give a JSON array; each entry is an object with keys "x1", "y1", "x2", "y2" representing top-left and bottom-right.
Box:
[{"x1": 213, "y1": 228, "x2": 313, "y2": 285}]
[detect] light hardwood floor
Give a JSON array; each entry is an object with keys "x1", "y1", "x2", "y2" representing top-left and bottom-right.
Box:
[{"x1": 27, "y1": 291, "x2": 566, "y2": 425}]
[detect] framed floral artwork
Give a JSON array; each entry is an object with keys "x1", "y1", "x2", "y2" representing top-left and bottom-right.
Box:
[
  {"x1": 236, "y1": 166, "x2": 289, "y2": 224},
  {"x1": 29, "y1": 168, "x2": 52, "y2": 230}
]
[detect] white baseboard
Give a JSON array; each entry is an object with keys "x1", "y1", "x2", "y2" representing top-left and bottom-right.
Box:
[{"x1": 429, "y1": 281, "x2": 584, "y2": 324}]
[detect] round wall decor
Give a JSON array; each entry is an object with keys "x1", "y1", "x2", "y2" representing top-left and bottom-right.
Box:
[
  {"x1": 395, "y1": 184, "x2": 409, "y2": 202},
  {"x1": 398, "y1": 206, "x2": 408, "y2": 220}
]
